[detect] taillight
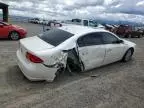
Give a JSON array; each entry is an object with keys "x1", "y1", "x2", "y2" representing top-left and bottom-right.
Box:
[{"x1": 26, "y1": 52, "x2": 43, "y2": 63}]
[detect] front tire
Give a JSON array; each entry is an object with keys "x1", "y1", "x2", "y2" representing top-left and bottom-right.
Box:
[
  {"x1": 9, "y1": 31, "x2": 20, "y2": 40},
  {"x1": 122, "y1": 49, "x2": 133, "y2": 62}
]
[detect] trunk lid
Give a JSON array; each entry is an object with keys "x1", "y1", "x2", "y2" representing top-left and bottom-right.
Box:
[{"x1": 20, "y1": 36, "x2": 54, "y2": 52}]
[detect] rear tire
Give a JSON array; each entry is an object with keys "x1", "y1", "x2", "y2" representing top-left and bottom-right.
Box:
[
  {"x1": 9, "y1": 31, "x2": 20, "y2": 40},
  {"x1": 122, "y1": 49, "x2": 133, "y2": 62}
]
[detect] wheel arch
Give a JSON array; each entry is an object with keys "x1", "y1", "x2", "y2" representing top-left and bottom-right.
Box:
[
  {"x1": 66, "y1": 48, "x2": 84, "y2": 73},
  {"x1": 122, "y1": 47, "x2": 134, "y2": 62},
  {"x1": 8, "y1": 30, "x2": 20, "y2": 39}
]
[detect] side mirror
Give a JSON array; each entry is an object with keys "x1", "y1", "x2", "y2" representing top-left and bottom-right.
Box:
[
  {"x1": 119, "y1": 40, "x2": 124, "y2": 43},
  {"x1": 117, "y1": 40, "x2": 123, "y2": 44},
  {"x1": 113, "y1": 40, "x2": 123, "y2": 44}
]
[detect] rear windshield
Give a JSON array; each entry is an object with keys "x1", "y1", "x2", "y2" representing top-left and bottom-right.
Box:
[{"x1": 39, "y1": 29, "x2": 74, "y2": 46}]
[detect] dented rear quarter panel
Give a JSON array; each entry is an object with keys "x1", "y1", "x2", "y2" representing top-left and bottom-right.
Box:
[{"x1": 35, "y1": 48, "x2": 68, "y2": 68}]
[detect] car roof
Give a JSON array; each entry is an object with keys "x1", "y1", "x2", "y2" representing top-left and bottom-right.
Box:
[{"x1": 59, "y1": 25, "x2": 107, "y2": 35}]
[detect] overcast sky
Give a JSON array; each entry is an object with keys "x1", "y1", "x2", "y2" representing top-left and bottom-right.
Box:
[{"x1": 0, "y1": 0, "x2": 144, "y2": 23}]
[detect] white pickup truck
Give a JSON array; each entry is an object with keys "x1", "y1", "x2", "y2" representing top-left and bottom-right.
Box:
[{"x1": 70, "y1": 19, "x2": 105, "y2": 29}]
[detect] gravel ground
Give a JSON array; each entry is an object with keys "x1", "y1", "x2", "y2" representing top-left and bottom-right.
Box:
[{"x1": 0, "y1": 22, "x2": 144, "y2": 108}]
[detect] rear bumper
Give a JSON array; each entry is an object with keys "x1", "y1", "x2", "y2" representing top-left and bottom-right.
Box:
[{"x1": 16, "y1": 50, "x2": 57, "y2": 82}]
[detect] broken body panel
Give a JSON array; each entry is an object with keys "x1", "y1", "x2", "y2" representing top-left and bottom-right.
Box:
[{"x1": 17, "y1": 26, "x2": 136, "y2": 82}]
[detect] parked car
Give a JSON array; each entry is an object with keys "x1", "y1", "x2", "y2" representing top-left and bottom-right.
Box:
[
  {"x1": 0, "y1": 22, "x2": 27, "y2": 40},
  {"x1": 71, "y1": 19, "x2": 105, "y2": 29},
  {"x1": 47, "y1": 20, "x2": 62, "y2": 27},
  {"x1": 42, "y1": 20, "x2": 48, "y2": 25},
  {"x1": 116, "y1": 25, "x2": 132, "y2": 38},
  {"x1": 17, "y1": 25, "x2": 136, "y2": 82},
  {"x1": 130, "y1": 29, "x2": 144, "y2": 38},
  {"x1": 104, "y1": 24, "x2": 115, "y2": 32},
  {"x1": 37, "y1": 19, "x2": 44, "y2": 24},
  {"x1": 28, "y1": 18, "x2": 40, "y2": 24},
  {"x1": 28, "y1": 18, "x2": 35, "y2": 23},
  {"x1": 116, "y1": 25, "x2": 144, "y2": 38}
]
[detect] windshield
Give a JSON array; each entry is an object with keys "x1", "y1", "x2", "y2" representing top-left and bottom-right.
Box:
[
  {"x1": 39, "y1": 29, "x2": 74, "y2": 46},
  {"x1": 89, "y1": 21, "x2": 98, "y2": 27}
]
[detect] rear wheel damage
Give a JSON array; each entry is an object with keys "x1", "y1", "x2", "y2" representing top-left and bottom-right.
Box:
[
  {"x1": 43, "y1": 48, "x2": 84, "y2": 81},
  {"x1": 65, "y1": 48, "x2": 84, "y2": 75}
]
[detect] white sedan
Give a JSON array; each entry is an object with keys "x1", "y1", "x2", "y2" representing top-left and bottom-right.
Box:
[{"x1": 17, "y1": 25, "x2": 136, "y2": 82}]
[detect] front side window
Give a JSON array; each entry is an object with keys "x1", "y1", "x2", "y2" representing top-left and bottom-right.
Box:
[
  {"x1": 77, "y1": 33, "x2": 103, "y2": 47},
  {"x1": 102, "y1": 32, "x2": 119, "y2": 44}
]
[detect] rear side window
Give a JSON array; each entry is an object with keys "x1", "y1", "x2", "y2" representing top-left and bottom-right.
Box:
[{"x1": 39, "y1": 29, "x2": 74, "y2": 46}]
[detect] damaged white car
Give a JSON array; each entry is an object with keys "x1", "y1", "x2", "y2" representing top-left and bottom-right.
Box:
[{"x1": 16, "y1": 25, "x2": 136, "y2": 82}]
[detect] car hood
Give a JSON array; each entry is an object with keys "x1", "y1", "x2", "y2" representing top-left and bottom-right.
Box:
[{"x1": 20, "y1": 36, "x2": 55, "y2": 52}]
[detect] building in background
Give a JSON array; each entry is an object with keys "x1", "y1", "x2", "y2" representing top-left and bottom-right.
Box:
[{"x1": 0, "y1": 2, "x2": 8, "y2": 22}]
